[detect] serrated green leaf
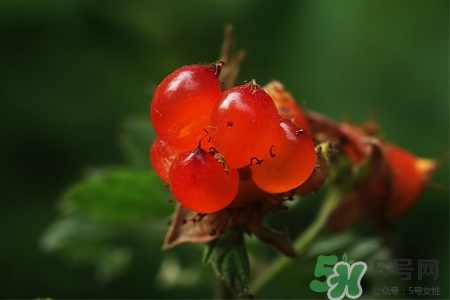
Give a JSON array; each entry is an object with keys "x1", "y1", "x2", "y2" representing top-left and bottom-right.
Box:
[
  {"x1": 203, "y1": 230, "x2": 250, "y2": 297},
  {"x1": 61, "y1": 169, "x2": 173, "y2": 222},
  {"x1": 119, "y1": 115, "x2": 157, "y2": 169},
  {"x1": 342, "y1": 252, "x2": 348, "y2": 262}
]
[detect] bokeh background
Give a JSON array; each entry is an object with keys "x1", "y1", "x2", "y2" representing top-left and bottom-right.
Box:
[{"x1": 1, "y1": 0, "x2": 448, "y2": 299}]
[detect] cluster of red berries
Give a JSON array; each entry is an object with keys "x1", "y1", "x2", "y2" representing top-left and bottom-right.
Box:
[{"x1": 150, "y1": 63, "x2": 317, "y2": 213}]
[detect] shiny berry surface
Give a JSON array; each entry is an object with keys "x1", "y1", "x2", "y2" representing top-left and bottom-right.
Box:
[
  {"x1": 150, "y1": 64, "x2": 222, "y2": 151},
  {"x1": 251, "y1": 119, "x2": 317, "y2": 193},
  {"x1": 150, "y1": 138, "x2": 180, "y2": 183},
  {"x1": 169, "y1": 147, "x2": 239, "y2": 213},
  {"x1": 209, "y1": 83, "x2": 279, "y2": 168}
]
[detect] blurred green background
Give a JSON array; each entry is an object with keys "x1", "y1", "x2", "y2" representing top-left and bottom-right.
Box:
[{"x1": 0, "y1": 0, "x2": 448, "y2": 299}]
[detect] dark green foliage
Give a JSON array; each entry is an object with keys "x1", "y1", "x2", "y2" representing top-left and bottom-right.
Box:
[
  {"x1": 60, "y1": 169, "x2": 172, "y2": 222},
  {"x1": 203, "y1": 230, "x2": 250, "y2": 298}
]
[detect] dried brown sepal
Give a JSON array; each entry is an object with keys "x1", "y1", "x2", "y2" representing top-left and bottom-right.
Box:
[
  {"x1": 163, "y1": 204, "x2": 229, "y2": 249},
  {"x1": 164, "y1": 189, "x2": 297, "y2": 258}
]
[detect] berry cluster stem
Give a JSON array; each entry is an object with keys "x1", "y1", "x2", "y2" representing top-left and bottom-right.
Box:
[{"x1": 249, "y1": 185, "x2": 345, "y2": 296}]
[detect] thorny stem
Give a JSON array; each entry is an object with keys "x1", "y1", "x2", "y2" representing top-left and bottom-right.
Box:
[{"x1": 249, "y1": 186, "x2": 345, "y2": 296}]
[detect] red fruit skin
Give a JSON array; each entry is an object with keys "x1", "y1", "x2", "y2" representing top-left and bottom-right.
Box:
[
  {"x1": 150, "y1": 138, "x2": 180, "y2": 183},
  {"x1": 228, "y1": 169, "x2": 267, "y2": 208},
  {"x1": 169, "y1": 147, "x2": 239, "y2": 214},
  {"x1": 263, "y1": 80, "x2": 310, "y2": 133},
  {"x1": 251, "y1": 120, "x2": 317, "y2": 194},
  {"x1": 209, "y1": 83, "x2": 279, "y2": 168},
  {"x1": 295, "y1": 150, "x2": 328, "y2": 195},
  {"x1": 328, "y1": 142, "x2": 436, "y2": 232},
  {"x1": 150, "y1": 64, "x2": 222, "y2": 151},
  {"x1": 383, "y1": 143, "x2": 436, "y2": 220}
]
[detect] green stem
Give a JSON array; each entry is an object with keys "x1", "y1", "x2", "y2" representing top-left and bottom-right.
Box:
[
  {"x1": 250, "y1": 186, "x2": 344, "y2": 296},
  {"x1": 215, "y1": 278, "x2": 234, "y2": 299}
]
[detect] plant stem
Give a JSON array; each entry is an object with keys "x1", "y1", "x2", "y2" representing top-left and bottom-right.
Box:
[
  {"x1": 250, "y1": 186, "x2": 344, "y2": 296},
  {"x1": 215, "y1": 277, "x2": 234, "y2": 299}
]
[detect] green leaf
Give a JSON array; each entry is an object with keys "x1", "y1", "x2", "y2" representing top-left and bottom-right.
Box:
[
  {"x1": 342, "y1": 252, "x2": 348, "y2": 262},
  {"x1": 119, "y1": 115, "x2": 157, "y2": 169},
  {"x1": 348, "y1": 260, "x2": 354, "y2": 265},
  {"x1": 40, "y1": 215, "x2": 120, "y2": 263},
  {"x1": 96, "y1": 247, "x2": 133, "y2": 282},
  {"x1": 40, "y1": 215, "x2": 141, "y2": 281},
  {"x1": 61, "y1": 169, "x2": 173, "y2": 222},
  {"x1": 203, "y1": 229, "x2": 250, "y2": 298}
]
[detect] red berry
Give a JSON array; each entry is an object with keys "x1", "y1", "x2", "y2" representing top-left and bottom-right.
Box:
[
  {"x1": 251, "y1": 119, "x2": 317, "y2": 193},
  {"x1": 295, "y1": 148, "x2": 328, "y2": 195},
  {"x1": 209, "y1": 82, "x2": 279, "y2": 168},
  {"x1": 150, "y1": 64, "x2": 222, "y2": 151},
  {"x1": 150, "y1": 138, "x2": 180, "y2": 183},
  {"x1": 263, "y1": 80, "x2": 310, "y2": 132},
  {"x1": 169, "y1": 147, "x2": 239, "y2": 213}
]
